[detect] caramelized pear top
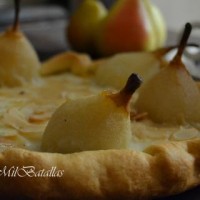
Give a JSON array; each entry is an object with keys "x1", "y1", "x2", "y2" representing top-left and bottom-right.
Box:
[
  {"x1": 170, "y1": 23, "x2": 192, "y2": 69},
  {"x1": 109, "y1": 73, "x2": 142, "y2": 108}
]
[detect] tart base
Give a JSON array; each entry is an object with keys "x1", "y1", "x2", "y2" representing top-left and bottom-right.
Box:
[{"x1": 0, "y1": 139, "x2": 200, "y2": 199}]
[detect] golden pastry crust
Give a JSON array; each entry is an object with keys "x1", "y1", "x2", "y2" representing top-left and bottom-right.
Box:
[
  {"x1": 0, "y1": 139, "x2": 200, "y2": 199},
  {"x1": 40, "y1": 51, "x2": 93, "y2": 76}
]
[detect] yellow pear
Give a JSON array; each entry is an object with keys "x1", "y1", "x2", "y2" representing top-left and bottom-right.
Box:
[
  {"x1": 0, "y1": 0, "x2": 40, "y2": 87},
  {"x1": 42, "y1": 74, "x2": 142, "y2": 153},
  {"x1": 145, "y1": 0, "x2": 166, "y2": 49},
  {"x1": 135, "y1": 23, "x2": 200, "y2": 124}
]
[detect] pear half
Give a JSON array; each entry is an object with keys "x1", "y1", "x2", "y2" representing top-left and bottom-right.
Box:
[
  {"x1": 42, "y1": 74, "x2": 142, "y2": 153},
  {"x1": 135, "y1": 23, "x2": 200, "y2": 124},
  {"x1": 0, "y1": 0, "x2": 40, "y2": 87}
]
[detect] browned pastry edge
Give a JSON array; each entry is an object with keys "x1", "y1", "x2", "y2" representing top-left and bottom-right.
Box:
[{"x1": 0, "y1": 139, "x2": 200, "y2": 199}]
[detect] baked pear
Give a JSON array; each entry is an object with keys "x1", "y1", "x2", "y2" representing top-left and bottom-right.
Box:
[
  {"x1": 42, "y1": 74, "x2": 142, "y2": 153},
  {"x1": 135, "y1": 23, "x2": 200, "y2": 124},
  {"x1": 95, "y1": 47, "x2": 175, "y2": 89},
  {"x1": 0, "y1": 0, "x2": 40, "y2": 87}
]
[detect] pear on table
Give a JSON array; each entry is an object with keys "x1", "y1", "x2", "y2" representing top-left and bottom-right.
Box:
[
  {"x1": 135, "y1": 23, "x2": 200, "y2": 124},
  {"x1": 67, "y1": 0, "x2": 107, "y2": 56},
  {"x1": 41, "y1": 74, "x2": 142, "y2": 153},
  {"x1": 0, "y1": 0, "x2": 40, "y2": 87},
  {"x1": 95, "y1": 0, "x2": 166, "y2": 56},
  {"x1": 67, "y1": 0, "x2": 166, "y2": 57}
]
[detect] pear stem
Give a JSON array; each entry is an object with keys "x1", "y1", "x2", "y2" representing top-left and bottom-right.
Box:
[
  {"x1": 120, "y1": 73, "x2": 142, "y2": 97},
  {"x1": 171, "y1": 23, "x2": 192, "y2": 64},
  {"x1": 13, "y1": 0, "x2": 20, "y2": 31},
  {"x1": 110, "y1": 74, "x2": 142, "y2": 107}
]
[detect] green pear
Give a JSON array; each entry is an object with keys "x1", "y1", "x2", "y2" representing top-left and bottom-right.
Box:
[
  {"x1": 135, "y1": 23, "x2": 200, "y2": 124},
  {"x1": 0, "y1": 0, "x2": 40, "y2": 87},
  {"x1": 67, "y1": 0, "x2": 107, "y2": 56},
  {"x1": 41, "y1": 74, "x2": 142, "y2": 153}
]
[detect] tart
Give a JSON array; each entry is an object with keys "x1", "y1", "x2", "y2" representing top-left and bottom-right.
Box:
[
  {"x1": 0, "y1": 49, "x2": 200, "y2": 199},
  {"x1": 0, "y1": 4, "x2": 200, "y2": 198}
]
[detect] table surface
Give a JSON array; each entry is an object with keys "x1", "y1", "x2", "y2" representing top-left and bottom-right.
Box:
[{"x1": 0, "y1": 5, "x2": 200, "y2": 200}]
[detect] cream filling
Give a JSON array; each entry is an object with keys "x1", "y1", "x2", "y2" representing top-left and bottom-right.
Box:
[
  {"x1": 0, "y1": 73, "x2": 101, "y2": 151},
  {"x1": 0, "y1": 73, "x2": 199, "y2": 152},
  {"x1": 131, "y1": 120, "x2": 200, "y2": 151}
]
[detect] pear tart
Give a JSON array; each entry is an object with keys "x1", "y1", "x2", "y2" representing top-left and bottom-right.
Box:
[
  {"x1": 1, "y1": 13, "x2": 200, "y2": 199},
  {"x1": 1, "y1": 62, "x2": 200, "y2": 200}
]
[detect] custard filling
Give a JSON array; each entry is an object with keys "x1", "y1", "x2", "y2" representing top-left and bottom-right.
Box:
[{"x1": 0, "y1": 73, "x2": 199, "y2": 153}]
